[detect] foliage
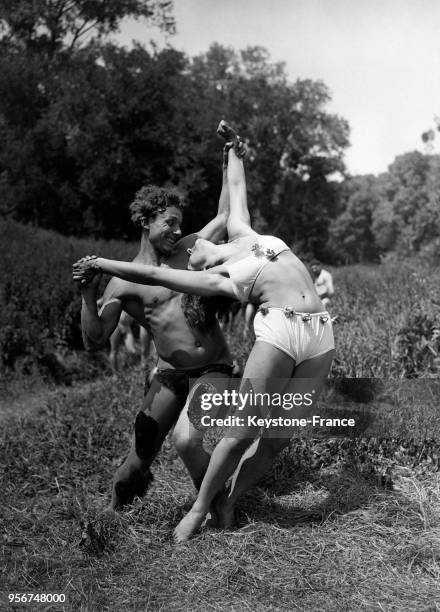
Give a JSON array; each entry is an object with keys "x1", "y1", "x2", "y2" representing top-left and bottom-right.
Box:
[
  {"x1": 1, "y1": 2, "x2": 439, "y2": 266},
  {"x1": 2, "y1": 220, "x2": 440, "y2": 384},
  {"x1": 0, "y1": 0, "x2": 175, "y2": 56},
  {"x1": 0, "y1": 11, "x2": 350, "y2": 254},
  {"x1": 329, "y1": 259, "x2": 440, "y2": 378},
  {"x1": 185, "y1": 44, "x2": 350, "y2": 256},
  {"x1": 0, "y1": 219, "x2": 135, "y2": 377},
  {"x1": 327, "y1": 175, "x2": 382, "y2": 264},
  {"x1": 328, "y1": 152, "x2": 440, "y2": 265}
]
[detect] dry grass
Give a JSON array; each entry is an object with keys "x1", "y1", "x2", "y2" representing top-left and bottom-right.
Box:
[{"x1": 1, "y1": 368, "x2": 440, "y2": 611}]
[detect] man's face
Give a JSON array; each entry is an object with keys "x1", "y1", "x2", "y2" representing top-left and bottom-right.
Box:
[
  {"x1": 147, "y1": 206, "x2": 183, "y2": 255},
  {"x1": 311, "y1": 264, "x2": 321, "y2": 278}
]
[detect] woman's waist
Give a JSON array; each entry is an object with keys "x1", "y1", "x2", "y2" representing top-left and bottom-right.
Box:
[
  {"x1": 252, "y1": 269, "x2": 318, "y2": 306},
  {"x1": 256, "y1": 291, "x2": 325, "y2": 315}
]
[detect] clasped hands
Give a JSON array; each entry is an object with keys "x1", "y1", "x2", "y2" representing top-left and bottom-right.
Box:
[{"x1": 72, "y1": 255, "x2": 102, "y2": 286}]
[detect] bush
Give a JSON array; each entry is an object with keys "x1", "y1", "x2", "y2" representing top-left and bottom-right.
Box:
[{"x1": 0, "y1": 219, "x2": 136, "y2": 377}]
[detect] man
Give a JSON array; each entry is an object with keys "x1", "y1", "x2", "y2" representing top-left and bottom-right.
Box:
[
  {"x1": 310, "y1": 259, "x2": 335, "y2": 309},
  {"x1": 78, "y1": 155, "x2": 234, "y2": 510}
]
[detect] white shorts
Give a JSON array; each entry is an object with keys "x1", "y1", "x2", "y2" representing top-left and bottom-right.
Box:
[{"x1": 253, "y1": 307, "x2": 335, "y2": 364}]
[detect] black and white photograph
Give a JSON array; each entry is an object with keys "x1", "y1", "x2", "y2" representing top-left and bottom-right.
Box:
[{"x1": 1, "y1": 1, "x2": 440, "y2": 610}]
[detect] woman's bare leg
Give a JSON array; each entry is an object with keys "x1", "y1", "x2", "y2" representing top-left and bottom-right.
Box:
[
  {"x1": 216, "y1": 349, "x2": 335, "y2": 527},
  {"x1": 173, "y1": 341, "x2": 295, "y2": 542}
]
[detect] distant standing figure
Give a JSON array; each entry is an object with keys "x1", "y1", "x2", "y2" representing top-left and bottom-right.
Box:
[
  {"x1": 96, "y1": 299, "x2": 155, "y2": 373},
  {"x1": 311, "y1": 260, "x2": 334, "y2": 309}
]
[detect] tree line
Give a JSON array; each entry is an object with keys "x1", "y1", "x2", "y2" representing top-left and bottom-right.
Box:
[{"x1": 1, "y1": 0, "x2": 438, "y2": 264}]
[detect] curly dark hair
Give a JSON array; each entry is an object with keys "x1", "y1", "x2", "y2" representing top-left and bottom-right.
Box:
[{"x1": 130, "y1": 185, "x2": 185, "y2": 227}]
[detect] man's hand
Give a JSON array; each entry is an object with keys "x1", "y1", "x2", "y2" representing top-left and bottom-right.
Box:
[
  {"x1": 222, "y1": 138, "x2": 247, "y2": 169},
  {"x1": 234, "y1": 136, "x2": 247, "y2": 159},
  {"x1": 72, "y1": 255, "x2": 102, "y2": 287}
]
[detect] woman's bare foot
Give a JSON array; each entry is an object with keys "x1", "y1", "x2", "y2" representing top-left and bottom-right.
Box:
[
  {"x1": 217, "y1": 120, "x2": 246, "y2": 159},
  {"x1": 217, "y1": 119, "x2": 238, "y2": 142},
  {"x1": 173, "y1": 509, "x2": 207, "y2": 543}
]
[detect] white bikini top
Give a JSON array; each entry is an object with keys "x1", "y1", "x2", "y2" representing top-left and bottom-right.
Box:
[{"x1": 225, "y1": 235, "x2": 290, "y2": 302}]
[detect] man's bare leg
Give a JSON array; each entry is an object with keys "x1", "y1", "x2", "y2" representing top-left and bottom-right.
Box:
[
  {"x1": 172, "y1": 370, "x2": 233, "y2": 490},
  {"x1": 172, "y1": 400, "x2": 211, "y2": 491},
  {"x1": 109, "y1": 326, "x2": 123, "y2": 374},
  {"x1": 107, "y1": 376, "x2": 183, "y2": 510}
]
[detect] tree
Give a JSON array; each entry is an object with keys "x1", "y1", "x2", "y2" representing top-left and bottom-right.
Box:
[
  {"x1": 0, "y1": 1, "x2": 176, "y2": 233},
  {"x1": 382, "y1": 151, "x2": 440, "y2": 254},
  {"x1": 330, "y1": 150, "x2": 440, "y2": 263},
  {"x1": 328, "y1": 175, "x2": 382, "y2": 263},
  {"x1": 0, "y1": 34, "x2": 350, "y2": 243},
  {"x1": 0, "y1": 0, "x2": 175, "y2": 57},
  {"x1": 184, "y1": 44, "x2": 350, "y2": 254}
]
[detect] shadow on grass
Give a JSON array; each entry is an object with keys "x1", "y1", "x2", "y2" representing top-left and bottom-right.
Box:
[{"x1": 234, "y1": 462, "x2": 389, "y2": 529}]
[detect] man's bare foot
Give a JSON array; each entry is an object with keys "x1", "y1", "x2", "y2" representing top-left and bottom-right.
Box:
[
  {"x1": 107, "y1": 468, "x2": 154, "y2": 511},
  {"x1": 173, "y1": 509, "x2": 206, "y2": 543}
]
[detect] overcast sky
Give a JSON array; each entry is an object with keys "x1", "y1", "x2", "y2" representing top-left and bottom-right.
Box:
[{"x1": 115, "y1": 0, "x2": 440, "y2": 176}]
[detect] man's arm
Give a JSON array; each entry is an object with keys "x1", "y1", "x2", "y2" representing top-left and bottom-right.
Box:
[
  {"x1": 80, "y1": 276, "x2": 123, "y2": 351},
  {"x1": 195, "y1": 154, "x2": 230, "y2": 243}
]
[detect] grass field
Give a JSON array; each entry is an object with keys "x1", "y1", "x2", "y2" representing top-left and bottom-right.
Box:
[
  {"x1": 2, "y1": 222, "x2": 440, "y2": 610},
  {"x1": 1, "y1": 366, "x2": 440, "y2": 611}
]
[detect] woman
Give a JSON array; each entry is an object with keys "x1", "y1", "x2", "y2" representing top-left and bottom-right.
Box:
[{"x1": 73, "y1": 122, "x2": 335, "y2": 541}]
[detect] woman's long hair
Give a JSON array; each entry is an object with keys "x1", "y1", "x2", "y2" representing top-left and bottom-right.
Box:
[{"x1": 181, "y1": 294, "x2": 236, "y2": 333}]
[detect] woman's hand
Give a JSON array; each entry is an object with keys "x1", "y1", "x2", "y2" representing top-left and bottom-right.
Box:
[{"x1": 72, "y1": 255, "x2": 102, "y2": 286}]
